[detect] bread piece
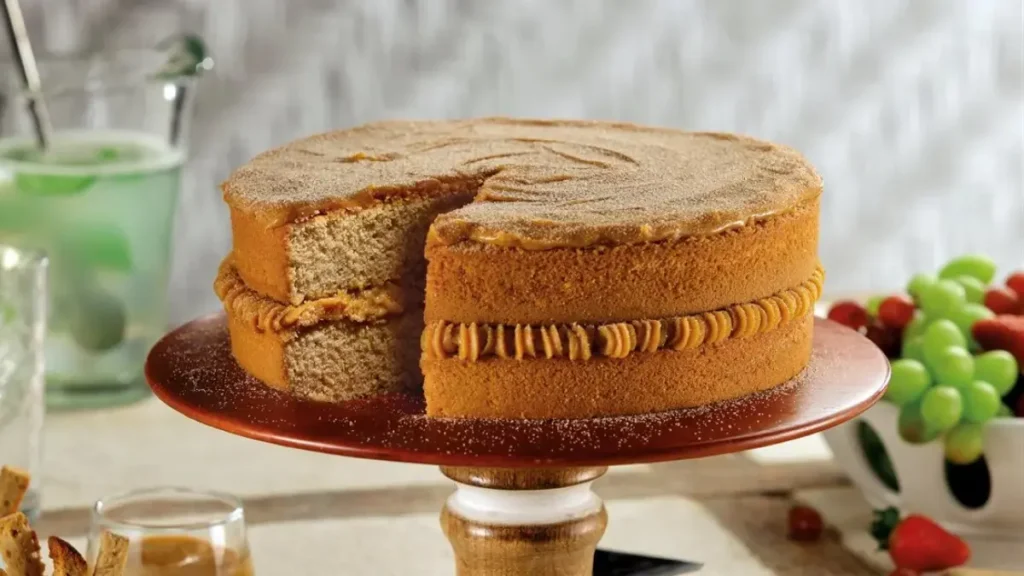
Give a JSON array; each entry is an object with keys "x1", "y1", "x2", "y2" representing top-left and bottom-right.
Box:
[
  {"x1": 0, "y1": 512, "x2": 44, "y2": 576},
  {"x1": 92, "y1": 531, "x2": 129, "y2": 576},
  {"x1": 0, "y1": 467, "x2": 30, "y2": 516},
  {"x1": 47, "y1": 537, "x2": 87, "y2": 576}
]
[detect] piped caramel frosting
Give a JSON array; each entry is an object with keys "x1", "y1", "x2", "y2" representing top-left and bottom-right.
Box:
[
  {"x1": 214, "y1": 257, "x2": 403, "y2": 333},
  {"x1": 223, "y1": 118, "x2": 822, "y2": 250},
  {"x1": 421, "y1": 265, "x2": 823, "y2": 361}
]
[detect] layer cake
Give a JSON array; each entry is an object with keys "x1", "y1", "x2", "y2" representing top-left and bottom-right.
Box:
[{"x1": 216, "y1": 118, "x2": 824, "y2": 418}]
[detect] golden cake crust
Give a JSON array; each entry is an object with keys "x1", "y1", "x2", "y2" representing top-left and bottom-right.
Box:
[{"x1": 425, "y1": 198, "x2": 819, "y2": 325}]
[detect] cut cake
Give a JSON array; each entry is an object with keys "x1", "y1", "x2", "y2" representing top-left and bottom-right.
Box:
[{"x1": 217, "y1": 118, "x2": 824, "y2": 418}]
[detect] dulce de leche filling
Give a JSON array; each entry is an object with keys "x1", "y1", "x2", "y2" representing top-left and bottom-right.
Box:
[
  {"x1": 214, "y1": 257, "x2": 403, "y2": 333},
  {"x1": 422, "y1": 265, "x2": 823, "y2": 362}
]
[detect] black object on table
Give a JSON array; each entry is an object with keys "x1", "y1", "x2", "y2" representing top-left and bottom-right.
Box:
[{"x1": 594, "y1": 548, "x2": 701, "y2": 575}]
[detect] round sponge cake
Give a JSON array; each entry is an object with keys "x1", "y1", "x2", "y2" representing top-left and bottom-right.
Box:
[{"x1": 218, "y1": 118, "x2": 824, "y2": 418}]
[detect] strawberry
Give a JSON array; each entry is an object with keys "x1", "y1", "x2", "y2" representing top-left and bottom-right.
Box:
[
  {"x1": 787, "y1": 505, "x2": 823, "y2": 541},
  {"x1": 973, "y1": 315, "x2": 1024, "y2": 369},
  {"x1": 871, "y1": 507, "x2": 970, "y2": 571},
  {"x1": 1006, "y1": 271, "x2": 1024, "y2": 302},
  {"x1": 828, "y1": 300, "x2": 870, "y2": 331},
  {"x1": 878, "y1": 295, "x2": 915, "y2": 330},
  {"x1": 984, "y1": 286, "x2": 1021, "y2": 316},
  {"x1": 866, "y1": 319, "x2": 902, "y2": 358}
]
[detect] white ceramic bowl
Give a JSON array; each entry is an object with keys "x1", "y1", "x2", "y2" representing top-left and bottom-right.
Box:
[{"x1": 823, "y1": 402, "x2": 1024, "y2": 568}]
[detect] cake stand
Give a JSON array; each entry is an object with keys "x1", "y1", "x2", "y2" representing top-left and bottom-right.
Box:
[{"x1": 145, "y1": 315, "x2": 888, "y2": 575}]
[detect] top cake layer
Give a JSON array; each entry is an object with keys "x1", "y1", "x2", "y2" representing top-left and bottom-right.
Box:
[{"x1": 223, "y1": 118, "x2": 822, "y2": 251}]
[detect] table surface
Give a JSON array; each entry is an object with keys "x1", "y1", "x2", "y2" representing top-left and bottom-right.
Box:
[{"x1": 29, "y1": 392, "x2": 894, "y2": 575}]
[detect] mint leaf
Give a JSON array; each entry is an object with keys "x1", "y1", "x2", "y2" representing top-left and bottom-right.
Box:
[{"x1": 16, "y1": 173, "x2": 96, "y2": 196}]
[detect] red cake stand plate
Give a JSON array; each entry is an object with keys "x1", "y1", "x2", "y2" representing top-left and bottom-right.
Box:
[{"x1": 146, "y1": 314, "x2": 888, "y2": 575}]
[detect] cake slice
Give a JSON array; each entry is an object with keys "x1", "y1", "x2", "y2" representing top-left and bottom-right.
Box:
[{"x1": 218, "y1": 118, "x2": 823, "y2": 416}]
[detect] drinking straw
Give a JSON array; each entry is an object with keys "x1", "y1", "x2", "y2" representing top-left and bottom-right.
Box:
[{"x1": 1, "y1": 0, "x2": 53, "y2": 150}]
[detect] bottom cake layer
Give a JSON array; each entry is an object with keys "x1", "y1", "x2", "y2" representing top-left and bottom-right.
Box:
[
  {"x1": 422, "y1": 314, "x2": 813, "y2": 419},
  {"x1": 226, "y1": 311, "x2": 423, "y2": 402}
]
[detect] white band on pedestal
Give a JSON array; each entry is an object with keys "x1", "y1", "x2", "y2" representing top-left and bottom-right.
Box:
[{"x1": 446, "y1": 481, "x2": 602, "y2": 526}]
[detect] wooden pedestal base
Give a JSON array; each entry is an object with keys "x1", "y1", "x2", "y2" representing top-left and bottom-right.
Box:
[{"x1": 440, "y1": 467, "x2": 608, "y2": 576}]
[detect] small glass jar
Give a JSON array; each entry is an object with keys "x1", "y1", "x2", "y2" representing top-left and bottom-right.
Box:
[{"x1": 88, "y1": 487, "x2": 254, "y2": 576}]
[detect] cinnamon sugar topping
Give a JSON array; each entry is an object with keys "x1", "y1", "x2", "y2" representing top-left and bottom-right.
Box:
[
  {"x1": 223, "y1": 118, "x2": 822, "y2": 250},
  {"x1": 421, "y1": 265, "x2": 824, "y2": 361}
]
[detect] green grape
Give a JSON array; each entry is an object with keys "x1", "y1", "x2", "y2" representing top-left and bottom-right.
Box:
[
  {"x1": 885, "y1": 359, "x2": 932, "y2": 406},
  {"x1": 898, "y1": 399, "x2": 940, "y2": 444},
  {"x1": 997, "y1": 403, "x2": 1014, "y2": 418},
  {"x1": 866, "y1": 295, "x2": 885, "y2": 317},
  {"x1": 919, "y1": 279, "x2": 967, "y2": 319},
  {"x1": 920, "y1": 386, "x2": 964, "y2": 432},
  {"x1": 974, "y1": 350, "x2": 1020, "y2": 397},
  {"x1": 901, "y1": 336, "x2": 927, "y2": 364},
  {"x1": 953, "y1": 276, "x2": 986, "y2": 304},
  {"x1": 902, "y1": 311, "x2": 930, "y2": 343},
  {"x1": 950, "y1": 303, "x2": 994, "y2": 350},
  {"x1": 930, "y1": 346, "x2": 975, "y2": 389},
  {"x1": 944, "y1": 422, "x2": 984, "y2": 465},
  {"x1": 907, "y1": 273, "x2": 938, "y2": 304},
  {"x1": 922, "y1": 319, "x2": 968, "y2": 366},
  {"x1": 939, "y1": 254, "x2": 997, "y2": 284},
  {"x1": 962, "y1": 380, "x2": 1001, "y2": 423}
]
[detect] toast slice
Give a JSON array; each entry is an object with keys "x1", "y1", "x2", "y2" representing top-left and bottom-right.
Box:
[
  {"x1": 92, "y1": 531, "x2": 129, "y2": 576},
  {"x1": 47, "y1": 536, "x2": 87, "y2": 576},
  {"x1": 0, "y1": 467, "x2": 30, "y2": 516},
  {"x1": 0, "y1": 512, "x2": 44, "y2": 576}
]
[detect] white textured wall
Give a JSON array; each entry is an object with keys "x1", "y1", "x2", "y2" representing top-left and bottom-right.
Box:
[{"x1": 11, "y1": 0, "x2": 1024, "y2": 323}]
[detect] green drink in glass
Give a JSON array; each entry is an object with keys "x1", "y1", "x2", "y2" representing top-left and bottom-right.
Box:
[{"x1": 0, "y1": 41, "x2": 207, "y2": 408}]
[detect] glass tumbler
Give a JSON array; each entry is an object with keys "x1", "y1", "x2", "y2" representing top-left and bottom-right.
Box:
[
  {"x1": 0, "y1": 244, "x2": 46, "y2": 520},
  {"x1": 88, "y1": 487, "x2": 254, "y2": 576},
  {"x1": 0, "y1": 39, "x2": 208, "y2": 409}
]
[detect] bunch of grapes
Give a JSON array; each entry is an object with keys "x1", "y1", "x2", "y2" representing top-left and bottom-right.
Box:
[{"x1": 828, "y1": 255, "x2": 1024, "y2": 466}]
